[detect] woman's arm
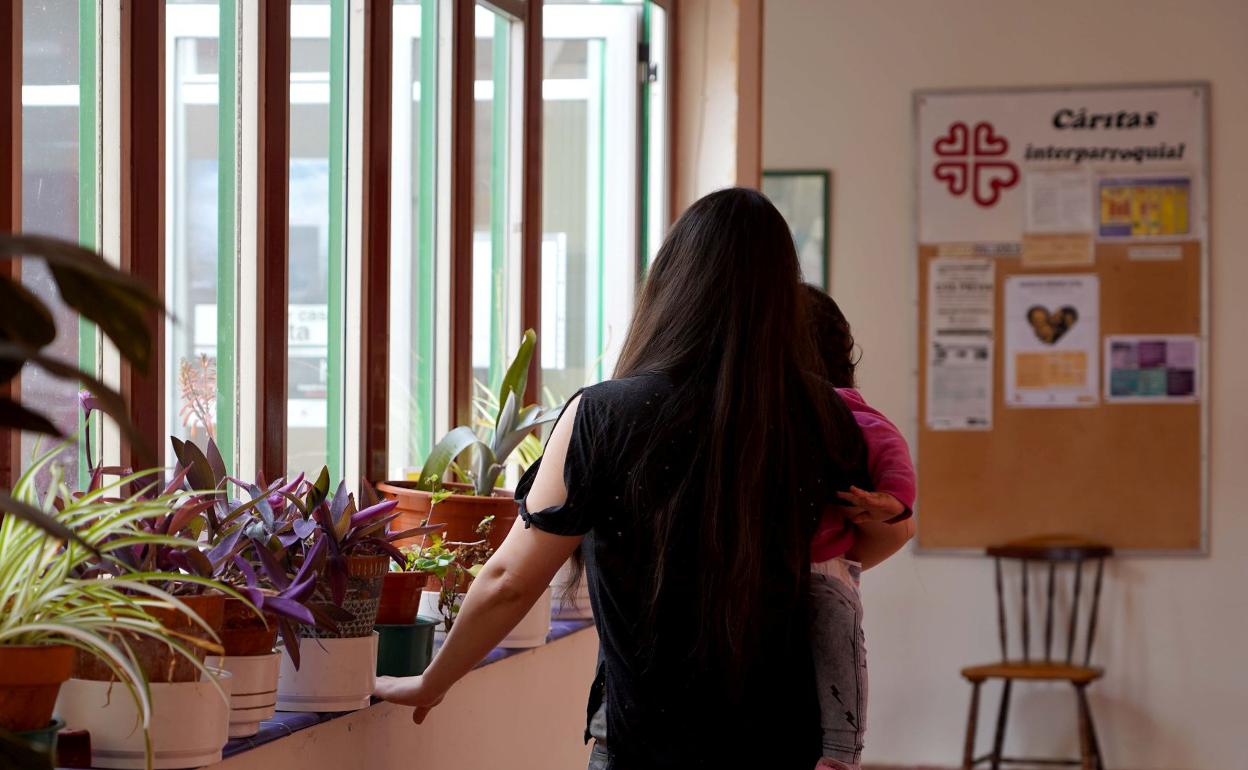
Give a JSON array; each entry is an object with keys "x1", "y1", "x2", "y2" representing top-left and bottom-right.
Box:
[{"x1": 374, "y1": 397, "x2": 585, "y2": 722}]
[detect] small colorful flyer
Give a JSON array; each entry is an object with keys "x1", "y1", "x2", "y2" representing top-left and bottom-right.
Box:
[
  {"x1": 1098, "y1": 176, "x2": 1191, "y2": 238},
  {"x1": 1104, "y1": 335, "x2": 1200, "y2": 403}
]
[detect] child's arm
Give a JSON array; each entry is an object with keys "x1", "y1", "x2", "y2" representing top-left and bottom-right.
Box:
[{"x1": 836, "y1": 388, "x2": 916, "y2": 523}]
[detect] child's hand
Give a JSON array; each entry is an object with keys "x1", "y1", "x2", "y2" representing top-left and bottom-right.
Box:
[{"x1": 837, "y1": 486, "x2": 906, "y2": 524}]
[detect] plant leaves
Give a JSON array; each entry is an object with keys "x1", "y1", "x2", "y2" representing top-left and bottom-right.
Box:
[
  {"x1": 0, "y1": 490, "x2": 95, "y2": 551},
  {"x1": 0, "y1": 343, "x2": 153, "y2": 463},
  {"x1": 250, "y1": 540, "x2": 291, "y2": 591},
  {"x1": 263, "y1": 596, "x2": 316, "y2": 626},
  {"x1": 418, "y1": 426, "x2": 483, "y2": 491},
  {"x1": 205, "y1": 438, "x2": 228, "y2": 485},
  {"x1": 348, "y1": 498, "x2": 399, "y2": 528},
  {"x1": 0, "y1": 274, "x2": 56, "y2": 350},
  {"x1": 496, "y1": 328, "x2": 537, "y2": 432},
  {"x1": 0, "y1": 396, "x2": 62, "y2": 436}
]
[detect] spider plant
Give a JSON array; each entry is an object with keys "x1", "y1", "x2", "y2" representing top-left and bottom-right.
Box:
[{"x1": 0, "y1": 443, "x2": 230, "y2": 754}]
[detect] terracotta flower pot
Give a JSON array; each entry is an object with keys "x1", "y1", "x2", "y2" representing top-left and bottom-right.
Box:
[
  {"x1": 377, "y1": 481, "x2": 519, "y2": 551},
  {"x1": 220, "y1": 597, "x2": 279, "y2": 657},
  {"x1": 0, "y1": 644, "x2": 76, "y2": 732},
  {"x1": 376, "y1": 571, "x2": 430, "y2": 626},
  {"x1": 74, "y1": 592, "x2": 226, "y2": 684},
  {"x1": 298, "y1": 553, "x2": 390, "y2": 639}
]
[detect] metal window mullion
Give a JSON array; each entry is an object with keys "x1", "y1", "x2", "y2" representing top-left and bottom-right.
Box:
[
  {"x1": 414, "y1": 0, "x2": 439, "y2": 463},
  {"x1": 78, "y1": 0, "x2": 101, "y2": 488},
  {"x1": 487, "y1": 11, "x2": 509, "y2": 390}
]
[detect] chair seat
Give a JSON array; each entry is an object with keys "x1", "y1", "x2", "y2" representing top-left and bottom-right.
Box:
[{"x1": 961, "y1": 660, "x2": 1104, "y2": 684}]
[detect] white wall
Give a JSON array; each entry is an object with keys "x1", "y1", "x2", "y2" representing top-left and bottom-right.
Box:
[{"x1": 763, "y1": 2, "x2": 1248, "y2": 768}]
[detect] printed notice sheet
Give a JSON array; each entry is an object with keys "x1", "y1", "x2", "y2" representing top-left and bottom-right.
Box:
[
  {"x1": 1004, "y1": 273, "x2": 1099, "y2": 407},
  {"x1": 1105, "y1": 335, "x2": 1200, "y2": 403},
  {"x1": 926, "y1": 258, "x2": 994, "y2": 430}
]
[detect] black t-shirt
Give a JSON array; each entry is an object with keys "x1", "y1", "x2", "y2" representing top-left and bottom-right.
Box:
[{"x1": 516, "y1": 372, "x2": 870, "y2": 770}]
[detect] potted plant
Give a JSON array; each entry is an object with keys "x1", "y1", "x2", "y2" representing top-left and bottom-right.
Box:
[
  {"x1": 275, "y1": 475, "x2": 440, "y2": 712},
  {"x1": 408, "y1": 522, "x2": 552, "y2": 649},
  {"x1": 1, "y1": 445, "x2": 233, "y2": 769},
  {"x1": 374, "y1": 545, "x2": 441, "y2": 678},
  {"x1": 168, "y1": 437, "x2": 350, "y2": 734},
  {"x1": 378, "y1": 329, "x2": 560, "y2": 552}
]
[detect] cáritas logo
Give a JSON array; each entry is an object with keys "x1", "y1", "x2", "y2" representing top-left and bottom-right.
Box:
[{"x1": 932, "y1": 121, "x2": 1019, "y2": 208}]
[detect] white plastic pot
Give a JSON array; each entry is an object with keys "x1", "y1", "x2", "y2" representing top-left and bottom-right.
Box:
[
  {"x1": 275, "y1": 632, "x2": 377, "y2": 713},
  {"x1": 550, "y1": 559, "x2": 593, "y2": 619},
  {"x1": 55, "y1": 669, "x2": 232, "y2": 769},
  {"x1": 419, "y1": 587, "x2": 552, "y2": 649},
  {"x1": 206, "y1": 652, "x2": 280, "y2": 737}
]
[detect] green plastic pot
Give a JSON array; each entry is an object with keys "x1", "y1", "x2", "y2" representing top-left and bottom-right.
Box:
[
  {"x1": 13, "y1": 717, "x2": 64, "y2": 763},
  {"x1": 376, "y1": 617, "x2": 438, "y2": 677}
]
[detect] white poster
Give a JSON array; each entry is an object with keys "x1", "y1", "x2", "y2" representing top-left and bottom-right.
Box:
[
  {"x1": 1004, "y1": 274, "x2": 1100, "y2": 407},
  {"x1": 927, "y1": 259, "x2": 994, "y2": 430},
  {"x1": 917, "y1": 84, "x2": 1207, "y2": 246}
]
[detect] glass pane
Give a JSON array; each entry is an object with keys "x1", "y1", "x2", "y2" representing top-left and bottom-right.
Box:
[
  {"x1": 643, "y1": 1, "x2": 669, "y2": 268},
  {"x1": 387, "y1": 0, "x2": 438, "y2": 478},
  {"x1": 471, "y1": 5, "x2": 521, "y2": 398},
  {"x1": 288, "y1": 0, "x2": 347, "y2": 479},
  {"x1": 20, "y1": 0, "x2": 87, "y2": 483},
  {"x1": 541, "y1": 5, "x2": 639, "y2": 399},
  {"x1": 165, "y1": 0, "x2": 235, "y2": 470}
]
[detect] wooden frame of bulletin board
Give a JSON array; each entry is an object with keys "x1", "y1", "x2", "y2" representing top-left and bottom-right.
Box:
[{"x1": 913, "y1": 82, "x2": 1210, "y2": 554}]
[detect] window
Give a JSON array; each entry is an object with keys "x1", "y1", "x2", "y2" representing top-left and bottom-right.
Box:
[
  {"x1": 540, "y1": 3, "x2": 642, "y2": 399},
  {"x1": 165, "y1": 0, "x2": 237, "y2": 471},
  {"x1": 470, "y1": 4, "x2": 523, "y2": 397},
  {"x1": 20, "y1": 0, "x2": 97, "y2": 485},
  {"x1": 387, "y1": 0, "x2": 439, "y2": 478},
  {"x1": 287, "y1": 0, "x2": 348, "y2": 480}
]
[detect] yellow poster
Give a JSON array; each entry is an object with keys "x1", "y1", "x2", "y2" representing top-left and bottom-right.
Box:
[{"x1": 1098, "y1": 177, "x2": 1191, "y2": 238}]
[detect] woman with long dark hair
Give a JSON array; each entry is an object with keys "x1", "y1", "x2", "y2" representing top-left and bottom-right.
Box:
[{"x1": 376, "y1": 188, "x2": 872, "y2": 769}]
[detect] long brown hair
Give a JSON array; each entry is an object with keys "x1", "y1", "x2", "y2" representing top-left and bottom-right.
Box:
[{"x1": 613, "y1": 187, "x2": 842, "y2": 673}]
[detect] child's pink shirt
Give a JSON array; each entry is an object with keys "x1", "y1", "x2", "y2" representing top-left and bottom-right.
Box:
[{"x1": 811, "y1": 388, "x2": 916, "y2": 563}]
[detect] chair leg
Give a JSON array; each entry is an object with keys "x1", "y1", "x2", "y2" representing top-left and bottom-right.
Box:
[
  {"x1": 990, "y1": 679, "x2": 1012, "y2": 770},
  {"x1": 1077, "y1": 685, "x2": 1105, "y2": 770},
  {"x1": 1075, "y1": 684, "x2": 1095, "y2": 770},
  {"x1": 962, "y1": 679, "x2": 982, "y2": 769}
]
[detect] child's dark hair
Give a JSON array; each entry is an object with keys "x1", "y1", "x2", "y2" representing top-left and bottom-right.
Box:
[{"x1": 803, "y1": 283, "x2": 859, "y2": 388}]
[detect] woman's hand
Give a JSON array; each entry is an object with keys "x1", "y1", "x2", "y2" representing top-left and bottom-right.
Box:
[
  {"x1": 374, "y1": 675, "x2": 447, "y2": 724},
  {"x1": 836, "y1": 486, "x2": 905, "y2": 524}
]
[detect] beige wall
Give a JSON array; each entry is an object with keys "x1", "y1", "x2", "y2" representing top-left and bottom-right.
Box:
[
  {"x1": 764, "y1": 2, "x2": 1248, "y2": 768},
  {"x1": 674, "y1": 0, "x2": 764, "y2": 209}
]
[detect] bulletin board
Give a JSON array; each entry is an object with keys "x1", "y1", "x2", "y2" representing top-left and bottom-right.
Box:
[{"x1": 913, "y1": 83, "x2": 1209, "y2": 553}]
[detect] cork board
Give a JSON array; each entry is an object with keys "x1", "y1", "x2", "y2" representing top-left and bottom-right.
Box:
[
  {"x1": 914, "y1": 84, "x2": 1209, "y2": 553},
  {"x1": 916, "y1": 242, "x2": 1204, "y2": 551}
]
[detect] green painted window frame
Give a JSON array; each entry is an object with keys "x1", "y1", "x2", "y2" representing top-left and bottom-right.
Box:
[
  {"x1": 77, "y1": 0, "x2": 99, "y2": 489},
  {"x1": 216, "y1": 0, "x2": 238, "y2": 474},
  {"x1": 412, "y1": 0, "x2": 439, "y2": 463},
  {"x1": 326, "y1": 0, "x2": 347, "y2": 481},
  {"x1": 486, "y1": 11, "x2": 510, "y2": 390}
]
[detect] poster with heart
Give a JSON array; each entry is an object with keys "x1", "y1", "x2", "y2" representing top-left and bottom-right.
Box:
[{"x1": 1004, "y1": 274, "x2": 1100, "y2": 407}]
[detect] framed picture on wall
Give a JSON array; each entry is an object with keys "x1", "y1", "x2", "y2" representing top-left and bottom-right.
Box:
[{"x1": 762, "y1": 169, "x2": 830, "y2": 289}]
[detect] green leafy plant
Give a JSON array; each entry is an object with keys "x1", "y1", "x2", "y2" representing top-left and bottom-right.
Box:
[
  {"x1": 415, "y1": 329, "x2": 560, "y2": 496},
  {"x1": 404, "y1": 517, "x2": 496, "y2": 631},
  {"x1": 0, "y1": 233, "x2": 164, "y2": 545},
  {"x1": 1, "y1": 442, "x2": 230, "y2": 754}
]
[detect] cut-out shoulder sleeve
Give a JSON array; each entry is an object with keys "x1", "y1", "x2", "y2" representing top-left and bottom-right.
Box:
[{"x1": 515, "y1": 388, "x2": 602, "y2": 536}]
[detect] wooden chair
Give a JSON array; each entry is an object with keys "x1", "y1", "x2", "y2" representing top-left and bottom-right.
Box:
[{"x1": 960, "y1": 536, "x2": 1113, "y2": 770}]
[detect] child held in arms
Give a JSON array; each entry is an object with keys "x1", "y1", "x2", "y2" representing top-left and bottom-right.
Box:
[{"x1": 805, "y1": 284, "x2": 916, "y2": 770}]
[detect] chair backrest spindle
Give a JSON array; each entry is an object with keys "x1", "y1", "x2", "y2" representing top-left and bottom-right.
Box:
[
  {"x1": 1044, "y1": 561, "x2": 1056, "y2": 662},
  {"x1": 1020, "y1": 559, "x2": 1031, "y2": 662},
  {"x1": 1084, "y1": 558, "x2": 1106, "y2": 666},
  {"x1": 1066, "y1": 558, "x2": 1084, "y2": 665},
  {"x1": 994, "y1": 557, "x2": 1009, "y2": 661}
]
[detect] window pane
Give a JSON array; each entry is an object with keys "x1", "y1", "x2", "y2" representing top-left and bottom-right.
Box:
[
  {"x1": 20, "y1": 0, "x2": 89, "y2": 483},
  {"x1": 165, "y1": 0, "x2": 235, "y2": 471},
  {"x1": 288, "y1": 0, "x2": 347, "y2": 479},
  {"x1": 541, "y1": 5, "x2": 639, "y2": 400},
  {"x1": 387, "y1": 0, "x2": 438, "y2": 478},
  {"x1": 471, "y1": 5, "x2": 521, "y2": 396}
]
